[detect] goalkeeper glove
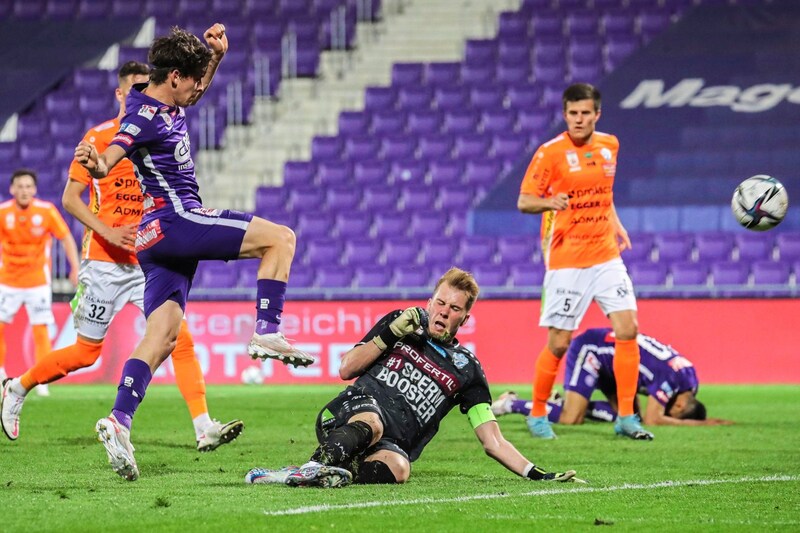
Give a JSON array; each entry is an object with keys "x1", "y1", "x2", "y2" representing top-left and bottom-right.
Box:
[{"x1": 373, "y1": 307, "x2": 428, "y2": 351}]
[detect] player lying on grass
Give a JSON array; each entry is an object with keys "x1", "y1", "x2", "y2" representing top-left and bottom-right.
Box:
[
  {"x1": 245, "y1": 268, "x2": 584, "y2": 487},
  {"x1": 491, "y1": 328, "x2": 733, "y2": 427}
]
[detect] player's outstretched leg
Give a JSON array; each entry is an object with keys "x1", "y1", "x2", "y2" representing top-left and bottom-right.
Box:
[
  {"x1": 95, "y1": 415, "x2": 139, "y2": 481},
  {"x1": 614, "y1": 414, "x2": 654, "y2": 441},
  {"x1": 197, "y1": 419, "x2": 245, "y2": 452},
  {"x1": 285, "y1": 461, "x2": 353, "y2": 488},
  {"x1": 527, "y1": 415, "x2": 557, "y2": 439},
  {"x1": 245, "y1": 465, "x2": 300, "y2": 485},
  {"x1": 248, "y1": 332, "x2": 315, "y2": 367},
  {"x1": 1, "y1": 378, "x2": 24, "y2": 440}
]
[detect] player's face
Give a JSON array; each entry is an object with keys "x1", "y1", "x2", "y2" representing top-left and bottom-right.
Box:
[
  {"x1": 10, "y1": 175, "x2": 37, "y2": 208},
  {"x1": 426, "y1": 283, "x2": 471, "y2": 343},
  {"x1": 563, "y1": 99, "x2": 600, "y2": 145},
  {"x1": 173, "y1": 72, "x2": 204, "y2": 106}
]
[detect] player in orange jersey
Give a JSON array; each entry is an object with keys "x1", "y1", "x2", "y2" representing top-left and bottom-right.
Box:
[
  {"x1": 0, "y1": 169, "x2": 79, "y2": 395},
  {"x1": 0, "y1": 62, "x2": 243, "y2": 451},
  {"x1": 517, "y1": 83, "x2": 652, "y2": 441}
]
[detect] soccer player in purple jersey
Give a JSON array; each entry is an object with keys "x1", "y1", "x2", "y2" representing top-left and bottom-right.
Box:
[
  {"x1": 75, "y1": 24, "x2": 312, "y2": 481},
  {"x1": 245, "y1": 268, "x2": 584, "y2": 488},
  {"x1": 492, "y1": 328, "x2": 733, "y2": 427}
]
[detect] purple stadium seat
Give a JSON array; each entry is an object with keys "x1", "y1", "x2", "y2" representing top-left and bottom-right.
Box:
[
  {"x1": 344, "y1": 135, "x2": 380, "y2": 160},
  {"x1": 458, "y1": 236, "x2": 496, "y2": 265},
  {"x1": 515, "y1": 108, "x2": 551, "y2": 136},
  {"x1": 381, "y1": 134, "x2": 418, "y2": 160},
  {"x1": 498, "y1": 11, "x2": 530, "y2": 40},
  {"x1": 460, "y1": 64, "x2": 495, "y2": 85},
  {"x1": 286, "y1": 265, "x2": 315, "y2": 289},
  {"x1": 428, "y1": 160, "x2": 464, "y2": 187},
  {"x1": 287, "y1": 186, "x2": 325, "y2": 213},
  {"x1": 406, "y1": 110, "x2": 443, "y2": 136},
  {"x1": 496, "y1": 63, "x2": 531, "y2": 85},
  {"x1": 353, "y1": 266, "x2": 392, "y2": 288},
  {"x1": 418, "y1": 134, "x2": 454, "y2": 160},
  {"x1": 333, "y1": 212, "x2": 372, "y2": 239},
  {"x1": 364, "y1": 86, "x2": 397, "y2": 111},
  {"x1": 14, "y1": 0, "x2": 46, "y2": 19},
  {"x1": 353, "y1": 160, "x2": 389, "y2": 186},
  {"x1": 506, "y1": 83, "x2": 542, "y2": 110},
  {"x1": 45, "y1": 92, "x2": 78, "y2": 115},
  {"x1": 711, "y1": 261, "x2": 750, "y2": 286},
  {"x1": 570, "y1": 63, "x2": 604, "y2": 84},
  {"x1": 326, "y1": 185, "x2": 362, "y2": 212},
  {"x1": 391, "y1": 160, "x2": 428, "y2": 185},
  {"x1": 594, "y1": 0, "x2": 625, "y2": 8},
  {"x1": 532, "y1": 63, "x2": 566, "y2": 85},
  {"x1": 371, "y1": 110, "x2": 407, "y2": 134},
  {"x1": 408, "y1": 212, "x2": 448, "y2": 239},
  {"x1": 497, "y1": 235, "x2": 539, "y2": 264},
  {"x1": 622, "y1": 232, "x2": 655, "y2": 263},
  {"x1": 19, "y1": 141, "x2": 52, "y2": 164},
  {"x1": 454, "y1": 133, "x2": 491, "y2": 160},
  {"x1": 654, "y1": 232, "x2": 694, "y2": 263},
  {"x1": 472, "y1": 263, "x2": 509, "y2": 287},
  {"x1": 382, "y1": 238, "x2": 419, "y2": 266},
  {"x1": 695, "y1": 232, "x2": 734, "y2": 263},
  {"x1": 393, "y1": 265, "x2": 431, "y2": 288},
  {"x1": 434, "y1": 86, "x2": 469, "y2": 111},
  {"x1": 212, "y1": 0, "x2": 245, "y2": 17},
  {"x1": 255, "y1": 186, "x2": 288, "y2": 213},
  {"x1": 464, "y1": 158, "x2": 502, "y2": 190},
  {"x1": 469, "y1": 85, "x2": 505, "y2": 110},
  {"x1": 426, "y1": 62, "x2": 462, "y2": 86},
  {"x1": 734, "y1": 232, "x2": 775, "y2": 262},
  {"x1": 311, "y1": 135, "x2": 343, "y2": 160},
  {"x1": 492, "y1": 133, "x2": 528, "y2": 160},
  {"x1": 464, "y1": 39, "x2": 498, "y2": 65},
  {"x1": 391, "y1": 62, "x2": 425, "y2": 86},
  {"x1": 602, "y1": 10, "x2": 636, "y2": 37},
  {"x1": 72, "y1": 68, "x2": 114, "y2": 91},
  {"x1": 315, "y1": 266, "x2": 353, "y2": 288},
  {"x1": 533, "y1": 40, "x2": 566, "y2": 67},
  {"x1": 399, "y1": 185, "x2": 437, "y2": 210},
  {"x1": 338, "y1": 110, "x2": 371, "y2": 135},
  {"x1": 531, "y1": 13, "x2": 564, "y2": 38},
  {"x1": 362, "y1": 185, "x2": 397, "y2": 211},
  {"x1": 17, "y1": 116, "x2": 49, "y2": 140},
  {"x1": 342, "y1": 238, "x2": 382, "y2": 266},
  {"x1": 196, "y1": 262, "x2": 238, "y2": 289},
  {"x1": 776, "y1": 233, "x2": 800, "y2": 261},
  {"x1": 305, "y1": 238, "x2": 344, "y2": 266},
  {"x1": 628, "y1": 262, "x2": 668, "y2": 286},
  {"x1": 296, "y1": 212, "x2": 334, "y2": 239},
  {"x1": 566, "y1": 12, "x2": 599, "y2": 36},
  {"x1": 559, "y1": 0, "x2": 589, "y2": 9},
  {"x1": 752, "y1": 261, "x2": 790, "y2": 285},
  {"x1": 498, "y1": 42, "x2": 531, "y2": 65},
  {"x1": 419, "y1": 237, "x2": 458, "y2": 265},
  {"x1": 509, "y1": 263, "x2": 545, "y2": 287},
  {"x1": 373, "y1": 212, "x2": 410, "y2": 239},
  {"x1": 396, "y1": 86, "x2": 433, "y2": 110},
  {"x1": 0, "y1": 143, "x2": 17, "y2": 162},
  {"x1": 438, "y1": 185, "x2": 474, "y2": 211},
  {"x1": 639, "y1": 10, "x2": 672, "y2": 40},
  {"x1": 480, "y1": 108, "x2": 516, "y2": 134},
  {"x1": 442, "y1": 110, "x2": 479, "y2": 135},
  {"x1": 670, "y1": 262, "x2": 709, "y2": 286},
  {"x1": 283, "y1": 161, "x2": 317, "y2": 187}
]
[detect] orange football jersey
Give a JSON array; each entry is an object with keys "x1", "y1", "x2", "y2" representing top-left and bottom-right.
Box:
[
  {"x1": 68, "y1": 117, "x2": 143, "y2": 265},
  {"x1": 0, "y1": 199, "x2": 70, "y2": 287},
  {"x1": 520, "y1": 131, "x2": 621, "y2": 270}
]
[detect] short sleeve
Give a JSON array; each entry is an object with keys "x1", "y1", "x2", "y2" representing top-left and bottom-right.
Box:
[
  {"x1": 519, "y1": 145, "x2": 552, "y2": 197},
  {"x1": 47, "y1": 205, "x2": 70, "y2": 239},
  {"x1": 457, "y1": 357, "x2": 493, "y2": 414},
  {"x1": 110, "y1": 105, "x2": 161, "y2": 156}
]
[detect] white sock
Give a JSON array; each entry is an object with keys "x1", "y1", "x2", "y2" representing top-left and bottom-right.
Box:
[
  {"x1": 193, "y1": 413, "x2": 213, "y2": 439},
  {"x1": 11, "y1": 378, "x2": 29, "y2": 398}
]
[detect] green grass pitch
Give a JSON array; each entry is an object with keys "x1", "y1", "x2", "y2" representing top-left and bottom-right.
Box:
[{"x1": 1, "y1": 384, "x2": 798, "y2": 532}]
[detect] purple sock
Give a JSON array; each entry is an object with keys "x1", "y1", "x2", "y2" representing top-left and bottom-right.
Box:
[
  {"x1": 255, "y1": 278, "x2": 286, "y2": 335},
  {"x1": 111, "y1": 359, "x2": 152, "y2": 430},
  {"x1": 586, "y1": 400, "x2": 618, "y2": 422},
  {"x1": 546, "y1": 401, "x2": 562, "y2": 423},
  {"x1": 510, "y1": 400, "x2": 532, "y2": 416}
]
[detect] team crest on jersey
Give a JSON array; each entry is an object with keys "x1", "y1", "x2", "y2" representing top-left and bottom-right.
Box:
[
  {"x1": 137, "y1": 105, "x2": 157, "y2": 120},
  {"x1": 600, "y1": 147, "x2": 613, "y2": 161},
  {"x1": 120, "y1": 122, "x2": 141, "y2": 136},
  {"x1": 160, "y1": 111, "x2": 173, "y2": 129},
  {"x1": 32, "y1": 214, "x2": 43, "y2": 226},
  {"x1": 452, "y1": 352, "x2": 469, "y2": 369},
  {"x1": 566, "y1": 150, "x2": 580, "y2": 172}
]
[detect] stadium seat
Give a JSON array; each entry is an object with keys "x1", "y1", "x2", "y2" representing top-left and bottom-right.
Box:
[
  {"x1": 354, "y1": 265, "x2": 393, "y2": 288},
  {"x1": 254, "y1": 186, "x2": 288, "y2": 214},
  {"x1": 382, "y1": 238, "x2": 419, "y2": 266},
  {"x1": 315, "y1": 266, "x2": 354, "y2": 288},
  {"x1": 353, "y1": 160, "x2": 389, "y2": 186},
  {"x1": 283, "y1": 161, "x2": 317, "y2": 187},
  {"x1": 428, "y1": 160, "x2": 464, "y2": 187},
  {"x1": 406, "y1": 110, "x2": 442, "y2": 136},
  {"x1": 472, "y1": 263, "x2": 509, "y2": 287},
  {"x1": 776, "y1": 233, "x2": 800, "y2": 261},
  {"x1": 317, "y1": 161, "x2": 352, "y2": 186},
  {"x1": 343, "y1": 238, "x2": 382, "y2": 266},
  {"x1": 393, "y1": 265, "x2": 432, "y2": 288},
  {"x1": 628, "y1": 262, "x2": 668, "y2": 287},
  {"x1": 305, "y1": 238, "x2": 344, "y2": 267},
  {"x1": 371, "y1": 110, "x2": 407, "y2": 134},
  {"x1": 419, "y1": 237, "x2": 459, "y2": 265},
  {"x1": 399, "y1": 185, "x2": 437, "y2": 210},
  {"x1": 344, "y1": 135, "x2": 380, "y2": 160},
  {"x1": 364, "y1": 86, "x2": 397, "y2": 111},
  {"x1": 711, "y1": 261, "x2": 750, "y2": 286},
  {"x1": 670, "y1": 261, "x2": 710, "y2": 286},
  {"x1": 408, "y1": 212, "x2": 448, "y2": 239},
  {"x1": 396, "y1": 86, "x2": 433, "y2": 110},
  {"x1": 391, "y1": 160, "x2": 428, "y2": 184},
  {"x1": 391, "y1": 62, "x2": 425, "y2": 86},
  {"x1": 751, "y1": 261, "x2": 790, "y2": 285},
  {"x1": 457, "y1": 236, "x2": 497, "y2": 265},
  {"x1": 333, "y1": 212, "x2": 372, "y2": 238},
  {"x1": 362, "y1": 186, "x2": 397, "y2": 211},
  {"x1": 338, "y1": 110, "x2": 371, "y2": 135},
  {"x1": 295, "y1": 212, "x2": 334, "y2": 239},
  {"x1": 695, "y1": 232, "x2": 734, "y2": 263},
  {"x1": 426, "y1": 62, "x2": 462, "y2": 86},
  {"x1": 373, "y1": 212, "x2": 410, "y2": 239},
  {"x1": 734, "y1": 232, "x2": 775, "y2": 262},
  {"x1": 480, "y1": 108, "x2": 517, "y2": 134},
  {"x1": 381, "y1": 134, "x2": 419, "y2": 159},
  {"x1": 509, "y1": 263, "x2": 546, "y2": 287}
]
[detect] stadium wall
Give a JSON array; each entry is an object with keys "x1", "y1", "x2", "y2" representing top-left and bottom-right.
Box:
[{"x1": 3, "y1": 299, "x2": 798, "y2": 385}]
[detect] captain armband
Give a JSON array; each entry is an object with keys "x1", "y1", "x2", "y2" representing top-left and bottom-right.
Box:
[{"x1": 467, "y1": 403, "x2": 496, "y2": 429}]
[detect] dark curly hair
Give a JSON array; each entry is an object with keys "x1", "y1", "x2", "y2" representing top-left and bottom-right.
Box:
[{"x1": 148, "y1": 27, "x2": 212, "y2": 84}]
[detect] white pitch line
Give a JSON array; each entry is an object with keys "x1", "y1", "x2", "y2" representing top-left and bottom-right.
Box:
[{"x1": 262, "y1": 474, "x2": 799, "y2": 517}]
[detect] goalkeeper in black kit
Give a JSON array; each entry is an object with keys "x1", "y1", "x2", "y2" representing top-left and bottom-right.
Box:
[{"x1": 246, "y1": 267, "x2": 584, "y2": 487}]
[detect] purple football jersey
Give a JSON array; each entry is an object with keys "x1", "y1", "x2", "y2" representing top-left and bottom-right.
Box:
[
  {"x1": 109, "y1": 84, "x2": 202, "y2": 226},
  {"x1": 564, "y1": 327, "x2": 699, "y2": 406}
]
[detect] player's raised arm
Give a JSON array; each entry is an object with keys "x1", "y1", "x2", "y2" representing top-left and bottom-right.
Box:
[
  {"x1": 187, "y1": 23, "x2": 228, "y2": 106},
  {"x1": 75, "y1": 142, "x2": 127, "y2": 180}
]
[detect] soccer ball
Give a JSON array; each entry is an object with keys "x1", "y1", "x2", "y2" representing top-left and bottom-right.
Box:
[
  {"x1": 240, "y1": 365, "x2": 264, "y2": 385},
  {"x1": 731, "y1": 175, "x2": 789, "y2": 231}
]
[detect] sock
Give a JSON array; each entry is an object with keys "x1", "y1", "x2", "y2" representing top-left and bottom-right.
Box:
[
  {"x1": 111, "y1": 359, "x2": 152, "y2": 430},
  {"x1": 21, "y1": 337, "x2": 103, "y2": 390},
  {"x1": 10, "y1": 378, "x2": 27, "y2": 397},
  {"x1": 354, "y1": 460, "x2": 397, "y2": 484},
  {"x1": 510, "y1": 399, "x2": 532, "y2": 416},
  {"x1": 193, "y1": 413, "x2": 213, "y2": 439},
  {"x1": 0, "y1": 323, "x2": 6, "y2": 367},
  {"x1": 613, "y1": 338, "x2": 640, "y2": 417},
  {"x1": 531, "y1": 347, "x2": 561, "y2": 418},
  {"x1": 171, "y1": 320, "x2": 208, "y2": 421},
  {"x1": 546, "y1": 400, "x2": 562, "y2": 423},
  {"x1": 32, "y1": 324, "x2": 53, "y2": 363},
  {"x1": 586, "y1": 400, "x2": 617, "y2": 422},
  {"x1": 255, "y1": 279, "x2": 286, "y2": 335},
  {"x1": 310, "y1": 421, "x2": 373, "y2": 467}
]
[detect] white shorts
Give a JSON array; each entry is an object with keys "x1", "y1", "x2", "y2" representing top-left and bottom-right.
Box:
[
  {"x1": 539, "y1": 258, "x2": 637, "y2": 331},
  {"x1": 70, "y1": 260, "x2": 145, "y2": 340},
  {"x1": 0, "y1": 284, "x2": 54, "y2": 325}
]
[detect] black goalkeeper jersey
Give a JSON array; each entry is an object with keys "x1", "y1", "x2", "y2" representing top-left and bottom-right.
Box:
[{"x1": 352, "y1": 310, "x2": 492, "y2": 461}]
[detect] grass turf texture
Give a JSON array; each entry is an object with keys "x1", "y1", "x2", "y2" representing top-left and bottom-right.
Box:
[{"x1": 1, "y1": 384, "x2": 797, "y2": 532}]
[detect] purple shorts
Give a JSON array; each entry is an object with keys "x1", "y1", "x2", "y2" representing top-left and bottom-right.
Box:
[
  {"x1": 563, "y1": 349, "x2": 616, "y2": 401},
  {"x1": 135, "y1": 208, "x2": 253, "y2": 316}
]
